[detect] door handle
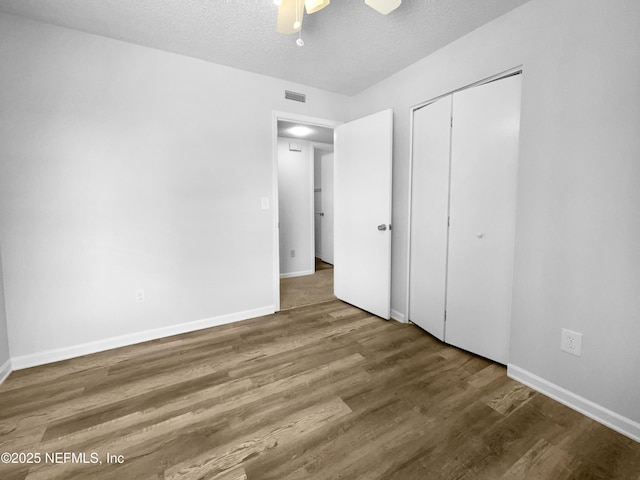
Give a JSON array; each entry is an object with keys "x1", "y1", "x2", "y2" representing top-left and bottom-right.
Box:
[{"x1": 377, "y1": 224, "x2": 387, "y2": 231}]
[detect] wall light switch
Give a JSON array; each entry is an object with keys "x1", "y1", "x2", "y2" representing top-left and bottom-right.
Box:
[{"x1": 261, "y1": 197, "x2": 270, "y2": 210}]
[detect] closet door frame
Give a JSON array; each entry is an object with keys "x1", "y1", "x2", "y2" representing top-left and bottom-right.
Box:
[{"x1": 405, "y1": 66, "x2": 523, "y2": 330}]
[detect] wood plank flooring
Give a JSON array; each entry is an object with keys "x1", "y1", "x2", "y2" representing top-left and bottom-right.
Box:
[
  {"x1": 280, "y1": 259, "x2": 334, "y2": 310},
  {"x1": 1, "y1": 299, "x2": 639, "y2": 479}
]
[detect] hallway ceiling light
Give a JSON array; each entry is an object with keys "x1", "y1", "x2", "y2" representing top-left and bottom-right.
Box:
[{"x1": 288, "y1": 125, "x2": 314, "y2": 137}]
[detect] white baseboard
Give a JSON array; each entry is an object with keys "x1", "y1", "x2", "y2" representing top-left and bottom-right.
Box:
[
  {"x1": 390, "y1": 309, "x2": 406, "y2": 323},
  {"x1": 0, "y1": 358, "x2": 12, "y2": 384},
  {"x1": 280, "y1": 270, "x2": 314, "y2": 279},
  {"x1": 11, "y1": 305, "x2": 275, "y2": 371},
  {"x1": 508, "y1": 364, "x2": 640, "y2": 443}
]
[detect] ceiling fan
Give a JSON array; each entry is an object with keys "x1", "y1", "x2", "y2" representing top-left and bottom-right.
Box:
[{"x1": 274, "y1": 0, "x2": 402, "y2": 36}]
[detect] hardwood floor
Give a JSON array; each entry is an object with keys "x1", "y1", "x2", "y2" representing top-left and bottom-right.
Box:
[
  {"x1": 1, "y1": 300, "x2": 638, "y2": 479},
  {"x1": 280, "y1": 259, "x2": 334, "y2": 310}
]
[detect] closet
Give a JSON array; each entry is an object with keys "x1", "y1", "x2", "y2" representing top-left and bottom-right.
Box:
[{"x1": 409, "y1": 72, "x2": 522, "y2": 365}]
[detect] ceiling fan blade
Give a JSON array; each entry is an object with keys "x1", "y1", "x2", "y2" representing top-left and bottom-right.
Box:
[
  {"x1": 365, "y1": 0, "x2": 401, "y2": 15},
  {"x1": 277, "y1": 0, "x2": 305, "y2": 34},
  {"x1": 305, "y1": 0, "x2": 330, "y2": 15}
]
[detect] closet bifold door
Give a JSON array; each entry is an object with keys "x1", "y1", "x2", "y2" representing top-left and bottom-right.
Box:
[
  {"x1": 409, "y1": 95, "x2": 452, "y2": 341},
  {"x1": 445, "y1": 74, "x2": 522, "y2": 364}
]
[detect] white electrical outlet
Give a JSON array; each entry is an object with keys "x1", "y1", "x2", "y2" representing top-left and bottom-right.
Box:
[
  {"x1": 135, "y1": 288, "x2": 146, "y2": 303},
  {"x1": 561, "y1": 328, "x2": 582, "y2": 356},
  {"x1": 261, "y1": 197, "x2": 270, "y2": 210}
]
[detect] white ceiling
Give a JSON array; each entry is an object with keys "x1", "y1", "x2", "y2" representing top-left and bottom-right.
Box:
[{"x1": 0, "y1": 0, "x2": 531, "y2": 96}]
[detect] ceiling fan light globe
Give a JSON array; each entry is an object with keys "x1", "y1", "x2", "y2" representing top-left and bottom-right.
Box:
[
  {"x1": 365, "y1": 0, "x2": 401, "y2": 15},
  {"x1": 276, "y1": 0, "x2": 304, "y2": 34}
]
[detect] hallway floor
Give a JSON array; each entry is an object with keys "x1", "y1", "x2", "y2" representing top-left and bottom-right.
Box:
[{"x1": 280, "y1": 258, "x2": 334, "y2": 310}]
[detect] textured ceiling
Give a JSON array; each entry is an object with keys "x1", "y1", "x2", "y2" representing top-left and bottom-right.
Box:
[{"x1": 0, "y1": 0, "x2": 532, "y2": 95}]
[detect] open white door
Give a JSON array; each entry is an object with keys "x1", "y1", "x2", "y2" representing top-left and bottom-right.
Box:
[
  {"x1": 334, "y1": 109, "x2": 393, "y2": 319},
  {"x1": 320, "y1": 152, "x2": 334, "y2": 265}
]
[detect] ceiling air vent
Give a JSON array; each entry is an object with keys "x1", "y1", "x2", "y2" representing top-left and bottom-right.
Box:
[{"x1": 285, "y1": 90, "x2": 306, "y2": 103}]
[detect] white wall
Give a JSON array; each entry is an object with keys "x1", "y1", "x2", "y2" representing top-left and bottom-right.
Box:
[
  {"x1": 0, "y1": 13, "x2": 349, "y2": 365},
  {"x1": 0, "y1": 244, "x2": 11, "y2": 380},
  {"x1": 350, "y1": 0, "x2": 640, "y2": 433},
  {"x1": 278, "y1": 139, "x2": 314, "y2": 277}
]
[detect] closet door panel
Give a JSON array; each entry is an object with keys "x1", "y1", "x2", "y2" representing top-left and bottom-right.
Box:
[
  {"x1": 409, "y1": 96, "x2": 452, "y2": 340},
  {"x1": 446, "y1": 75, "x2": 522, "y2": 364}
]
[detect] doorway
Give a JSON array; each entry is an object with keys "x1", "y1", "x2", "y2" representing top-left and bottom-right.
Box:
[
  {"x1": 273, "y1": 113, "x2": 339, "y2": 310},
  {"x1": 272, "y1": 109, "x2": 394, "y2": 317},
  {"x1": 314, "y1": 147, "x2": 334, "y2": 267}
]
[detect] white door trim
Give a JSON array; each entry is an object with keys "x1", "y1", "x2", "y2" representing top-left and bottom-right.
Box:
[{"x1": 272, "y1": 111, "x2": 342, "y2": 311}]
